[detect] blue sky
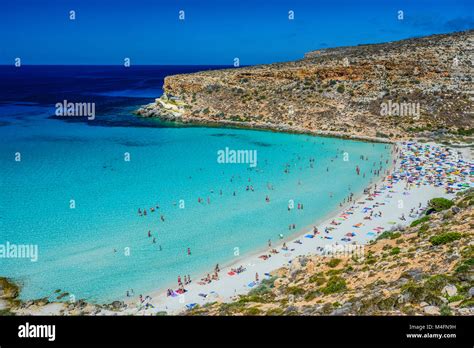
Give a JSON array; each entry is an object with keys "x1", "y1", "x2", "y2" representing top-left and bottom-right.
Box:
[{"x1": 0, "y1": 0, "x2": 472, "y2": 65}]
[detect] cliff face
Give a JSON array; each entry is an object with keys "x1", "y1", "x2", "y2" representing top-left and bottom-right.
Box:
[
  {"x1": 137, "y1": 30, "x2": 473, "y2": 141},
  {"x1": 185, "y1": 190, "x2": 474, "y2": 316}
]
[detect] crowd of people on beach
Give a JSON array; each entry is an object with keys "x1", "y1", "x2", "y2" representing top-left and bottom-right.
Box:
[{"x1": 126, "y1": 141, "x2": 472, "y2": 312}]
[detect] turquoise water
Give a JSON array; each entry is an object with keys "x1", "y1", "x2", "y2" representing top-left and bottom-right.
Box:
[
  {"x1": 0, "y1": 105, "x2": 391, "y2": 302},
  {"x1": 0, "y1": 66, "x2": 391, "y2": 303}
]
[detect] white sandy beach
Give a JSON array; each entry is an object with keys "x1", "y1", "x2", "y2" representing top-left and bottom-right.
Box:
[{"x1": 120, "y1": 141, "x2": 472, "y2": 315}]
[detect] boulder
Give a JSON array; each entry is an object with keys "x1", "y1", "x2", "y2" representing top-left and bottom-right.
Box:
[
  {"x1": 331, "y1": 302, "x2": 353, "y2": 315},
  {"x1": 451, "y1": 206, "x2": 461, "y2": 214},
  {"x1": 404, "y1": 268, "x2": 424, "y2": 281},
  {"x1": 469, "y1": 287, "x2": 474, "y2": 298},
  {"x1": 424, "y1": 306, "x2": 440, "y2": 315},
  {"x1": 441, "y1": 284, "x2": 457, "y2": 297}
]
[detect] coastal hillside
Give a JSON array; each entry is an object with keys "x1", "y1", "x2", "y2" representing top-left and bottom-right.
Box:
[
  {"x1": 185, "y1": 190, "x2": 474, "y2": 316},
  {"x1": 137, "y1": 30, "x2": 473, "y2": 142}
]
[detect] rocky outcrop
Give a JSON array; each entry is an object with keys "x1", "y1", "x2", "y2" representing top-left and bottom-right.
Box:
[{"x1": 137, "y1": 30, "x2": 473, "y2": 142}]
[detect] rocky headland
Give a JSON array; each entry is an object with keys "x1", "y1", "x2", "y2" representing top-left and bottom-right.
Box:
[{"x1": 137, "y1": 30, "x2": 473, "y2": 143}]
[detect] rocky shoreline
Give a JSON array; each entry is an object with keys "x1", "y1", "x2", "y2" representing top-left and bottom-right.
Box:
[
  {"x1": 0, "y1": 278, "x2": 129, "y2": 316},
  {"x1": 137, "y1": 100, "x2": 396, "y2": 144}
]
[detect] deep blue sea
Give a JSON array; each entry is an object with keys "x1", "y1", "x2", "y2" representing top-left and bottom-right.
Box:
[{"x1": 0, "y1": 65, "x2": 391, "y2": 302}]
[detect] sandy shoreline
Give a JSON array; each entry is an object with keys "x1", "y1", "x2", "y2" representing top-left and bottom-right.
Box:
[{"x1": 118, "y1": 141, "x2": 472, "y2": 315}]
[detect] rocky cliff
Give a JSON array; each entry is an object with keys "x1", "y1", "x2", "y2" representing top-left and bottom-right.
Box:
[{"x1": 137, "y1": 30, "x2": 473, "y2": 142}]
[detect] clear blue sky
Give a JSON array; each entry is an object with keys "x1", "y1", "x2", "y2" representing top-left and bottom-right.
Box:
[{"x1": 1, "y1": 0, "x2": 472, "y2": 65}]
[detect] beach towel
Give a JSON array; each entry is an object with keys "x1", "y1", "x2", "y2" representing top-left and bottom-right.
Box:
[
  {"x1": 198, "y1": 293, "x2": 207, "y2": 298},
  {"x1": 248, "y1": 281, "x2": 257, "y2": 288},
  {"x1": 186, "y1": 303, "x2": 197, "y2": 310},
  {"x1": 227, "y1": 271, "x2": 236, "y2": 276},
  {"x1": 305, "y1": 234, "x2": 314, "y2": 238}
]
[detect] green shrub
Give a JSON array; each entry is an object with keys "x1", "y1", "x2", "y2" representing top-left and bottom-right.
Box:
[
  {"x1": 286, "y1": 286, "x2": 306, "y2": 296},
  {"x1": 244, "y1": 307, "x2": 261, "y2": 315},
  {"x1": 448, "y1": 295, "x2": 464, "y2": 303},
  {"x1": 336, "y1": 85, "x2": 345, "y2": 93},
  {"x1": 377, "y1": 231, "x2": 401, "y2": 240},
  {"x1": 424, "y1": 275, "x2": 450, "y2": 292},
  {"x1": 304, "y1": 291, "x2": 319, "y2": 301},
  {"x1": 326, "y1": 269, "x2": 343, "y2": 276},
  {"x1": 428, "y1": 198, "x2": 454, "y2": 212},
  {"x1": 418, "y1": 224, "x2": 429, "y2": 234},
  {"x1": 390, "y1": 247, "x2": 401, "y2": 255},
  {"x1": 440, "y1": 305, "x2": 452, "y2": 316},
  {"x1": 327, "y1": 258, "x2": 342, "y2": 268},
  {"x1": 266, "y1": 307, "x2": 284, "y2": 315},
  {"x1": 411, "y1": 215, "x2": 430, "y2": 227},
  {"x1": 321, "y1": 276, "x2": 347, "y2": 294},
  {"x1": 454, "y1": 258, "x2": 473, "y2": 275},
  {"x1": 309, "y1": 273, "x2": 326, "y2": 285},
  {"x1": 429, "y1": 232, "x2": 462, "y2": 246}
]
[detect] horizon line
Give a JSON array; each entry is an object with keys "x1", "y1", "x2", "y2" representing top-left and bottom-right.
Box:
[{"x1": 0, "y1": 64, "x2": 238, "y2": 67}]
